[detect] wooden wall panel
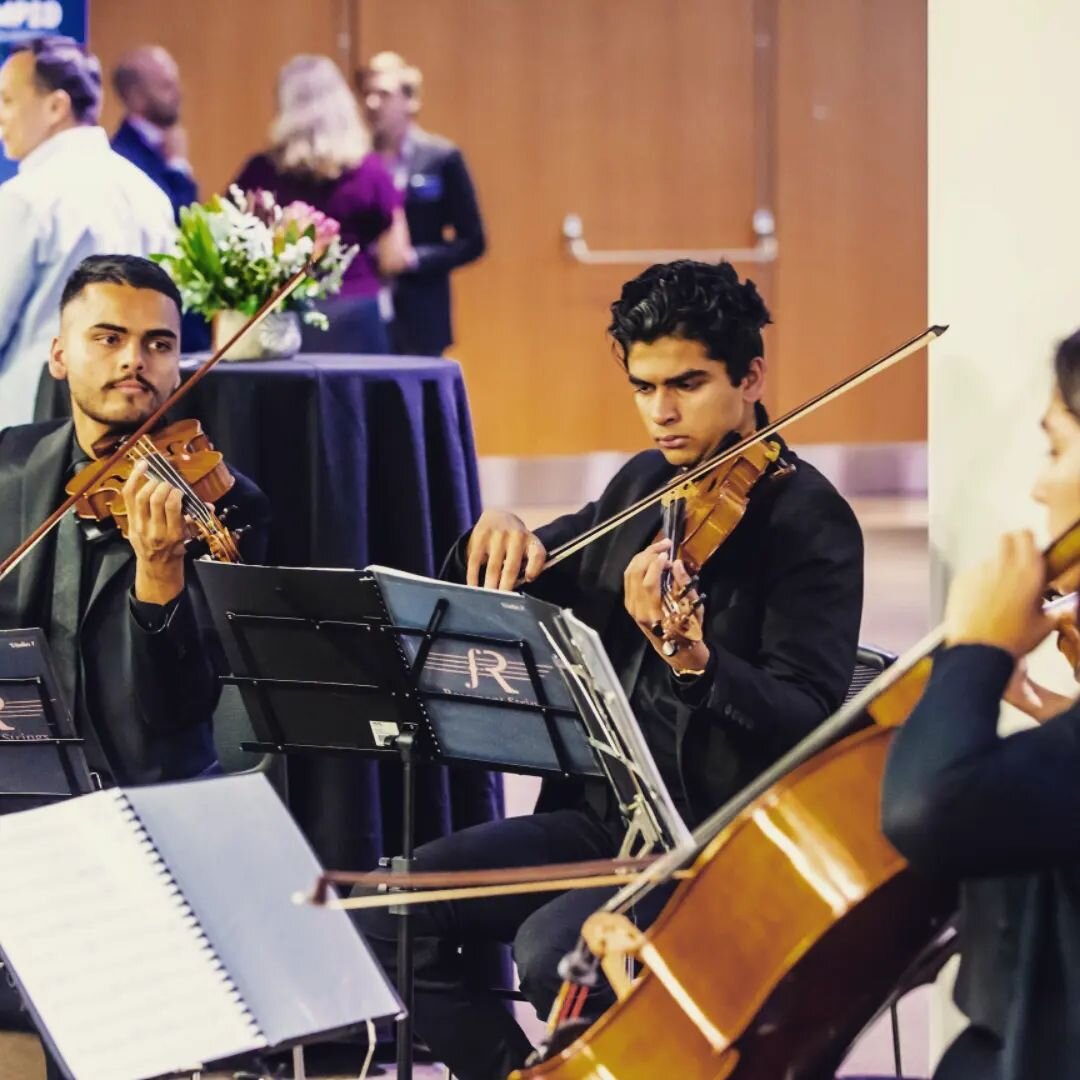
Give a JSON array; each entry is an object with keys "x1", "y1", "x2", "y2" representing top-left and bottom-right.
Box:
[
  {"x1": 774, "y1": 0, "x2": 928, "y2": 445},
  {"x1": 355, "y1": 0, "x2": 760, "y2": 456},
  {"x1": 85, "y1": 0, "x2": 926, "y2": 455},
  {"x1": 356, "y1": 0, "x2": 926, "y2": 455},
  {"x1": 89, "y1": 0, "x2": 346, "y2": 197}
]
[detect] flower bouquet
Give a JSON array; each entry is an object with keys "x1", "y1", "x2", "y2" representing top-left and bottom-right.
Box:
[{"x1": 153, "y1": 186, "x2": 358, "y2": 360}]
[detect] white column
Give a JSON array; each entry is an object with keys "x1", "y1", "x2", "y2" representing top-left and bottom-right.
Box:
[{"x1": 928, "y1": 0, "x2": 1080, "y2": 1065}]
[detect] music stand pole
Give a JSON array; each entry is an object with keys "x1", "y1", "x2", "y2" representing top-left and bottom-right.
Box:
[{"x1": 393, "y1": 730, "x2": 417, "y2": 1080}]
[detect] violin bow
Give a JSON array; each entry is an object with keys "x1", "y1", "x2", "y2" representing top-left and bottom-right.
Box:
[
  {"x1": 542, "y1": 324, "x2": 949, "y2": 572},
  {"x1": 0, "y1": 267, "x2": 311, "y2": 586}
]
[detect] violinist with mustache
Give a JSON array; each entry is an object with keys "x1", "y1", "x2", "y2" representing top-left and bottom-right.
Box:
[
  {"x1": 352, "y1": 259, "x2": 865, "y2": 1080},
  {"x1": 0, "y1": 254, "x2": 269, "y2": 792}
]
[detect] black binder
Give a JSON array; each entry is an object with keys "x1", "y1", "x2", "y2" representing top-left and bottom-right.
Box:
[{"x1": 0, "y1": 772, "x2": 402, "y2": 1079}]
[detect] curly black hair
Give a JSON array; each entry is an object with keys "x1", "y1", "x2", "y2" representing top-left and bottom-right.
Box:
[{"x1": 607, "y1": 259, "x2": 772, "y2": 385}]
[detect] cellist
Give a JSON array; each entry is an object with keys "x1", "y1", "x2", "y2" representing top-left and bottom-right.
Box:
[
  {"x1": 352, "y1": 259, "x2": 865, "y2": 1080},
  {"x1": 882, "y1": 330, "x2": 1080, "y2": 1078}
]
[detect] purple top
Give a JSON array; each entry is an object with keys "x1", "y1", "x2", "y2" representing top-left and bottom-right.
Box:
[{"x1": 232, "y1": 151, "x2": 402, "y2": 298}]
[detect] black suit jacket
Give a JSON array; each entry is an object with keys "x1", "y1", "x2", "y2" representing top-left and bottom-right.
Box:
[
  {"x1": 393, "y1": 127, "x2": 486, "y2": 356},
  {"x1": 0, "y1": 419, "x2": 270, "y2": 785},
  {"x1": 883, "y1": 644, "x2": 1080, "y2": 1079},
  {"x1": 447, "y1": 443, "x2": 864, "y2": 821}
]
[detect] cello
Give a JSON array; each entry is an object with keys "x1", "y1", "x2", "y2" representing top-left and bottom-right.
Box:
[{"x1": 505, "y1": 525, "x2": 1080, "y2": 1080}]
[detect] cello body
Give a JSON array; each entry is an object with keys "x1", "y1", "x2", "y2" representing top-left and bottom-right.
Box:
[{"x1": 514, "y1": 725, "x2": 954, "y2": 1080}]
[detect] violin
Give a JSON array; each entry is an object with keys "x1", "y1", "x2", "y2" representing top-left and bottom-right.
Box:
[
  {"x1": 0, "y1": 267, "x2": 310, "y2": 585},
  {"x1": 66, "y1": 418, "x2": 242, "y2": 564},
  {"x1": 657, "y1": 438, "x2": 792, "y2": 654}
]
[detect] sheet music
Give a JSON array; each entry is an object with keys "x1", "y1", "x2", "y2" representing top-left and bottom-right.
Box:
[{"x1": 0, "y1": 789, "x2": 266, "y2": 1080}]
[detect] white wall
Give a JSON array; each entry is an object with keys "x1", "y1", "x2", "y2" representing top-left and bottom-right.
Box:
[{"x1": 929, "y1": 0, "x2": 1080, "y2": 1063}]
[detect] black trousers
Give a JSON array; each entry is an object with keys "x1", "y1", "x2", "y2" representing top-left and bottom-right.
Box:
[{"x1": 352, "y1": 808, "x2": 674, "y2": 1080}]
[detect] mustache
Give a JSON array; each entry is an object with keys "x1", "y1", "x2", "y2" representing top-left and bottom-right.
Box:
[{"x1": 104, "y1": 374, "x2": 157, "y2": 394}]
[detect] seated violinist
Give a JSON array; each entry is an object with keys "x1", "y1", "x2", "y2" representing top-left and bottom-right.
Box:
[
  {"x1": 882, "y1": 330, "x2": 1080, "y2": 1079},
  {"x1": 352, "y1": 259, "x2": 865, "y2": 1080},
  {"x1": 0, "y1": 254, "x2": 269, "y2": 791}
]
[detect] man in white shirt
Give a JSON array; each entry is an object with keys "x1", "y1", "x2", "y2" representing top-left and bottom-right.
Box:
[{"x1": 0, "y1": 36, "x2": 174, "y2": 430}]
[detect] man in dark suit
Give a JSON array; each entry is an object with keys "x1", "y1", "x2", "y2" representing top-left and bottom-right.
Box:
[
  {"x1": 111, "y1": 47, "x2": 209, "y2": 352},
  {"x1": 351, "y1": 260, "x2": 865, "y2": 1080},
  {"x1": 0, "y1": 254, "x2": 269, "y2": 789},
  {"x1": 110, "y1": 46, "x2": 196, "y2": 222},
  {"x1": 358, "y1": 52, "x2": 486, "y2": 357}
]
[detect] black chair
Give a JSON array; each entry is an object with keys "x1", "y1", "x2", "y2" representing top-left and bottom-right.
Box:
[
  {"x1": 845, "y1": 643, "x2": 898, "y2": 702},
  {"x1": 212, "y1": 684, "x2": 287, "y2": 799}
]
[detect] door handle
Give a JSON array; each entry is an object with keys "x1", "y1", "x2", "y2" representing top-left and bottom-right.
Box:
[{"x1": 561, "y1": 209, "x2": 778, "y2": 266}]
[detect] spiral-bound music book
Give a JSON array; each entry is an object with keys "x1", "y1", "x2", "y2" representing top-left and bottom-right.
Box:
[{"x1": 0, "y1": 772, "x2": 401, "y2": 1080}]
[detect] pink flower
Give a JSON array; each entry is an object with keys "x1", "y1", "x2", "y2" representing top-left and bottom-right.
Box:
[{"x1": 280, "y1": 201, "x2": 341, "y2": 260}]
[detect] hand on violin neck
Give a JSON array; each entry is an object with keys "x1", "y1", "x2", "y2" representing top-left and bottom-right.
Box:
[
  {"x1": 466, "y1": 509, "x2": 547, "y2": 591},
  {"x1": 945, "y1": 530, "x2": 1057, "y2": 659},
  {"x1": 624, "y1": 541, "x2": 709, "y2": 672},
  {"x1": 124, "y1": 460, "x2": 189, "y2": 605}
]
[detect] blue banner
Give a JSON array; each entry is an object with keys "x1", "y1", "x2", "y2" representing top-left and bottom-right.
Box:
[{"x1": 0, "y1": 0, "x2": 87, "y2": 183}]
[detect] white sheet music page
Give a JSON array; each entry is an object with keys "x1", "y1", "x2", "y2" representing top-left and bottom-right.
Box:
[{"x1": 0, "y1": 789, "x2": 266, "y2": 1080}]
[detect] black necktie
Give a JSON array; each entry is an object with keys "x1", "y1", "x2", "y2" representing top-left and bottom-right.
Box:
[{"x1": 47, "y1": 489, "x2": 86, "y2": 718}]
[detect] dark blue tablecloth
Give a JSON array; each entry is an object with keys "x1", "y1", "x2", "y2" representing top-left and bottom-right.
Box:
[{"x1": 35, "y1": 355, "x2": 502, "y2": 872}]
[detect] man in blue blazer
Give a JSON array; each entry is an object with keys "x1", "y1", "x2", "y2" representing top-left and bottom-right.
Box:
[
  {"x1": 111, "y1": 47, "x2": 209, "y2": 352},
  {"x1": 110, "y1": 46, "x2": 196, "y2": 222}
]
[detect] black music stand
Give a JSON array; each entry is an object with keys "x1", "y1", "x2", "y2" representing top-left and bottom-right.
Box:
[
  {"x1": 0, "y1": 628, "x2": 94, "y2": 813},
  {"x1": 0, "y1": 628, "x2": 95, "y2": 1033},
  {"x1": 197, "y1": 562, "x2": 612, "y2": 1079}
]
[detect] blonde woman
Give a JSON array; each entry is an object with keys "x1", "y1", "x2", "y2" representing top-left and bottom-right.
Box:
[{"x1": 233, "y1": 54, "x2": 411, "y2": 352}]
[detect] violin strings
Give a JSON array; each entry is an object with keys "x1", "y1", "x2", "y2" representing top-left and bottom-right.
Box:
[
  {"x1": 128, "y1": 440, "x2": 216, "y2": 529},
  {"x1": 128, "y1": 441, "x2": 210, "y2": 525},
  {"x1": 134, "y1": 438, "x2": 210, "y2": 519},
  {"x1": 134, "y1": 439, "x2": 242, "y2": 560}
]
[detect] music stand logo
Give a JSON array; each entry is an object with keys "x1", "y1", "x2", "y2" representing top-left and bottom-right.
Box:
[
  {"x1": 423, "y1": 647, "x2": 553, "y2": 699},
  {"x1": 0, "y1": 695, "x2": 49, "y2": 740}
]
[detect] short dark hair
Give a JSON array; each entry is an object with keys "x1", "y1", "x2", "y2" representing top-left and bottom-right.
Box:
[
  {"x1": 1055, "y1": 330, "x2": 1080, "y2": 420},
  {"x1": 14, "y1": 36, "x2": 102, "y2": 124},
  {"x1": 608, "y1": 260, "x2": 772, "y2": 385},
  {"x1": 61, "y1": 255, "x2": 183, "y2": 317}
]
